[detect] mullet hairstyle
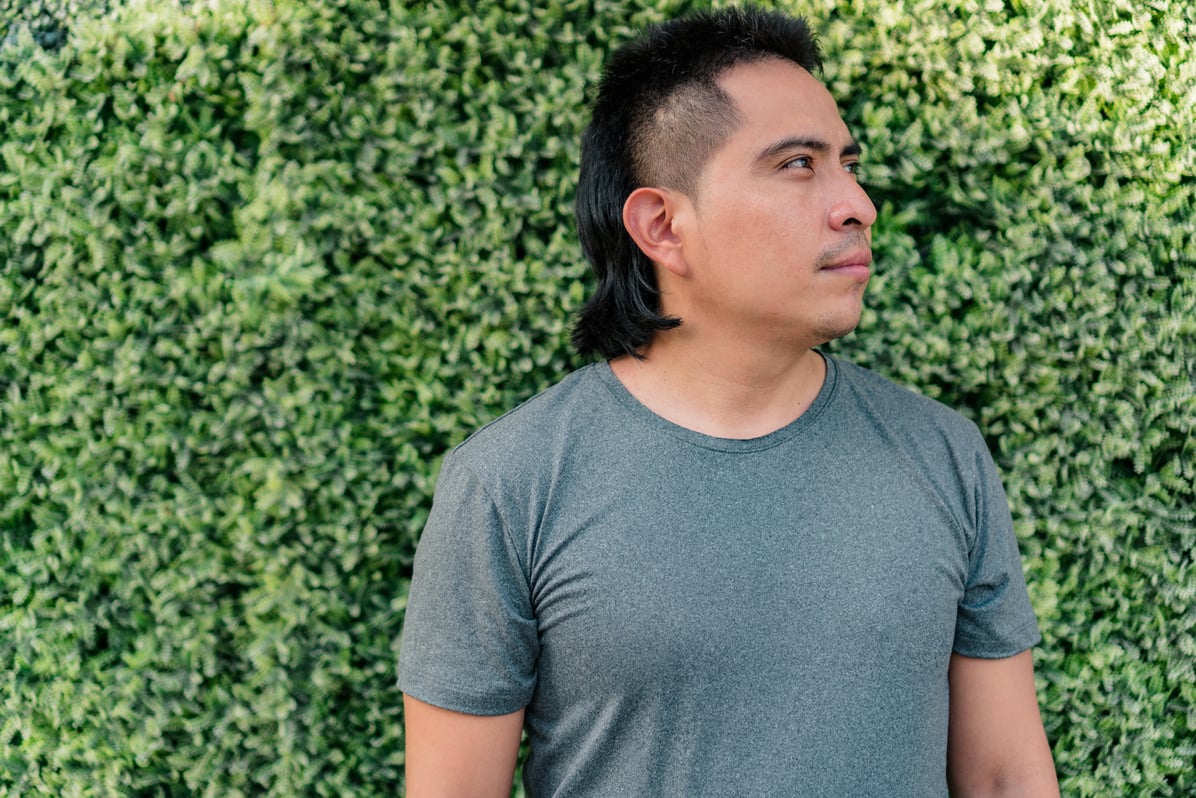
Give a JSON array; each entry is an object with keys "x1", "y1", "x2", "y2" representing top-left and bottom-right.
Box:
[{"x1": 571, "y1": 4, "x2": 823, "y2": 360}]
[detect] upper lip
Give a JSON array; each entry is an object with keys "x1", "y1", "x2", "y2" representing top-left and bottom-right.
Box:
[{"x1": 822, "y1": 249, "x2": 873, "y2": 269}]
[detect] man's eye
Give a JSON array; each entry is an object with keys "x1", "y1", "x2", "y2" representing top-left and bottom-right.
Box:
[
  {"x1": 844, "y1": 161, "x2": 863, "y2": 176},
  {"x1": 783, "y1": 156, "x2": 812, "y2": 170}
]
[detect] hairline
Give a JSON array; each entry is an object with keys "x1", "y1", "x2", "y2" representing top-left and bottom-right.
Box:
[
  {"x1": 638, "y1": 56, "x2": 815, "y2": 202},
  {"x1": 677, "y1": 59, "x2": 846, "y2": 209}
]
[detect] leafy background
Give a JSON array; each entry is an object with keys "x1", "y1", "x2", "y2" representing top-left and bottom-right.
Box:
[{"x1": 1, "y1": 0, "x2": 1192, "y2": 795}]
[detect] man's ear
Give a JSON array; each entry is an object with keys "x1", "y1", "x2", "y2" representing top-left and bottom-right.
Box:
[{"x1": 622, "y1": 187, "x2": 690, "y2": 277}]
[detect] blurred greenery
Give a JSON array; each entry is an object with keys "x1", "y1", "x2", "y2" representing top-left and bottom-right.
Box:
[{"x1": 1, "y1": 0, "x2": 1192, "y2": 795}]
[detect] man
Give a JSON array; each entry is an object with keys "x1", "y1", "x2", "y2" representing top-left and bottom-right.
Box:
[{"x1": 399, "y1": 5, "x2": 1059, "y2": 796}]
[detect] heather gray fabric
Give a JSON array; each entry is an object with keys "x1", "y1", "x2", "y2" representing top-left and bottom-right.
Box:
[{"x1": 398, "y1": 354, "x2": 1040, "y2": 797}]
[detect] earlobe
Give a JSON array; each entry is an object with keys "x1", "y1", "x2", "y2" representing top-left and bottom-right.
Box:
[{"x1": 622, "y1": 187, "x2": 690, "y2": 277}]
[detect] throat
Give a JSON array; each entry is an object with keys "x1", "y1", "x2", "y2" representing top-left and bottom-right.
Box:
[{"x1": 609, "y1": 348, "x2": 827, "y2": 439}]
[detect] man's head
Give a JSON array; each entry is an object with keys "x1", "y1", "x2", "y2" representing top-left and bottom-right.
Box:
[{"x1": 572, "y1": 5, "x2": 825, "y2": 360}]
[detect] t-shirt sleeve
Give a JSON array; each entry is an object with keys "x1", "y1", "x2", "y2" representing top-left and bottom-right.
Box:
[
  {"x1": 397, "y1": 450, "x2": 539, "y2": 715},
  {"x1": 952, "y1": 439, "x2": 1042, "y2": 658}
]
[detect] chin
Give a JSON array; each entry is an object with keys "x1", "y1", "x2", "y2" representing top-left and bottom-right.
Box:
[{"x1": 814, "y1": 311, "x2": 863, "y2": 343}]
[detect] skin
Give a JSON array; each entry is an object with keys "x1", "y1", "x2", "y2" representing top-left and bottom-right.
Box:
[
  {"x1": 402, "y1": 696, "x2": 523, "y2": 798},
  {"x1": 614, "y1": 57, "x2": 876, "y2": 438},
  {"x1": 947, "y1": 651, "x2": 1060, "y2": 797},
  {"x1": 403, "y1": 57, "x2": 1060, "y2": 796}
]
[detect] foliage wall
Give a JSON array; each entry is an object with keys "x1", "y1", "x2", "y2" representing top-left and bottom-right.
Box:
[{"x1": 1, "y1": 0, "x2": 1192, "y2": 795}]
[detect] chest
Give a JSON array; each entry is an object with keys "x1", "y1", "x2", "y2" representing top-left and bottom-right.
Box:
[{"x1": 525, "y1": 452, "x2": 972, "y2": 698}]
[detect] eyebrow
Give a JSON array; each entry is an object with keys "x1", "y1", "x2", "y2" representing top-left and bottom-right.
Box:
[{"x1": 756, "y1": 136, "x2": 863, "y2": 163}]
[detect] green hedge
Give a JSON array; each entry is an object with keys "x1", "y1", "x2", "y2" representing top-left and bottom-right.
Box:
[{"x1": 0, "y1": 0, "x2": 1192, "y2": 795}]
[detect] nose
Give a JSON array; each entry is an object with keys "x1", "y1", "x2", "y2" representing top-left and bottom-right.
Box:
[{"x1": 829, "y1": 179, "x2": 878, "y2": 231}]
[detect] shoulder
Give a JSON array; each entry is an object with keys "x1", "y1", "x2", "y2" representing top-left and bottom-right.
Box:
[
  {"x1": 447, "y1": 363, "x2": 613, "y2": 476},
  {"x1": 828, "y1": 356, "x2": 989, "y2": 454},
  {"x1": 826, "y1": 357, "x2": 1011, "y2": 545}
]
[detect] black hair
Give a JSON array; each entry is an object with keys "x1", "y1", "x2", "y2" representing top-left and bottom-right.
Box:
[{"x1": 571, "y1": 4, "x2": 822, "y2": 360}]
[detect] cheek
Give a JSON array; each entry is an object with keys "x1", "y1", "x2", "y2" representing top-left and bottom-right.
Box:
[
  {"x1": 706, "y1": 199, "x2": 797, "y2": 248},
  {"x1": 692, "y1": 188, "x2": 823, "y2": 270}
]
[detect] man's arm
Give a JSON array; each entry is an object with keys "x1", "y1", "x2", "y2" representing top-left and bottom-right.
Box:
[
  {"x1": 946, "y1": 650, "x2": 1059, "y2": 797},
  {"x1": 403, "y1": 695, "x2": 524, "y2": 798}
]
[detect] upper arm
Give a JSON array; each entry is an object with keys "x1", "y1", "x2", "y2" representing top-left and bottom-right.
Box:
[
  {"x1": 403, "y1": 694, "x2": 525, "y2": 798},
  {"x1": 947, "y1": 650, "x2": 1059, "y2": 797}
]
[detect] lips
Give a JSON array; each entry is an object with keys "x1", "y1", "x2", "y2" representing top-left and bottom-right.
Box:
[
  {"x1": 821, "y1": 249, "x2": 873, "y2": 270},
  {"x1": 820, "y1": 249, "x2": 872, "y2": 280}
]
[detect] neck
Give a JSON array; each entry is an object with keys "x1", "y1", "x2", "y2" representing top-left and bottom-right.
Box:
[{"x1": 609, "y1": 329, "x2": 828, "y2": 440}]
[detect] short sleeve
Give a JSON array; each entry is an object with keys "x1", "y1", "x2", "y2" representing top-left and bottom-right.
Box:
[
  {"x1": 397, "y1": 451, "x2": 539, "y2": 715},
  {"x1": 952, "y1": 442, "x2": 1042, "y2": 658}
]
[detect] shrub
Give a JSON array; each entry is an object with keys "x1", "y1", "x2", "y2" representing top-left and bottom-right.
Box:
[
  {"x1": 0, "y1": 0, "x2": 1191, "y2": 795},
  {"x1": 0, "y1": 0, "x2": 115, "y2": 51}
]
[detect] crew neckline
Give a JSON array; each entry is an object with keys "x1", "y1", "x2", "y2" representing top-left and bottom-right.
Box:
[{"x1": 591, "y1": 352, "x2": 839, "y2": 453}]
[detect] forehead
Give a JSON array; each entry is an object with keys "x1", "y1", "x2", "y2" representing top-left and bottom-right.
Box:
[{"x1": 714, "y1": 58, "x2": 853, "y2": 154}]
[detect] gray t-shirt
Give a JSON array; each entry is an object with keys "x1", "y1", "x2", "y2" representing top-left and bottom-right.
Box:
[{"x1": 398, "y1": 355, "x2": 1040, "y2": 797}]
